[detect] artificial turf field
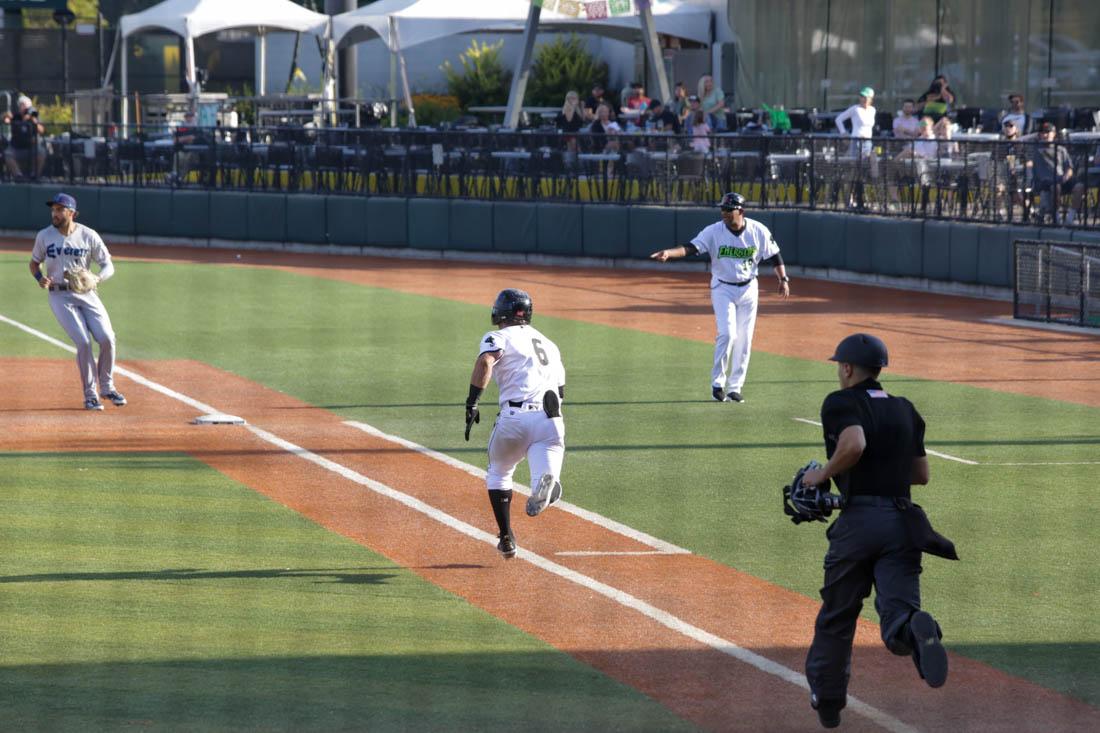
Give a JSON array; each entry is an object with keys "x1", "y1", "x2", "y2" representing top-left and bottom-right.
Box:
[{"x1": 1, "y1": 248, "x2": 1098, "y2": 730}]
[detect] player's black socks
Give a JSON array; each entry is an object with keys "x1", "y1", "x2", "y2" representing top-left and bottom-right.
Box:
[{"x1": 488, "y1": 489, "x2": 513, "y2": 537}]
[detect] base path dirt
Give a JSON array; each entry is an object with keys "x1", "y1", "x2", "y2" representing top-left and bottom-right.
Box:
[
  {"x1": 2, "y1": 356, "x2": 1097, "y2": 732},
  {"x1": 11, "y1": 241, "x2": 1093, "y2": 407}
]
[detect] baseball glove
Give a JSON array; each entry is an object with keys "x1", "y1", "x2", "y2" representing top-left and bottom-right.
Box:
[
  {"x1": 64, "y1": 268, "x2": 100, "y2": 294},
  {"x1": 783, "y1": 460, "x2": 843, "y2": 525}
]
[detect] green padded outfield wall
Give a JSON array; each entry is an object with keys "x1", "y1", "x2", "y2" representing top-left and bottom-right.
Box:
[{"x1": 2, "y1": 184, "x2": 1067, "y2": 290}]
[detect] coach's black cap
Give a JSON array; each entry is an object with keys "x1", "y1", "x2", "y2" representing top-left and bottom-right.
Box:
[
  {"x1": 829, "y1": 333, "x2": 889, "y2": 368},
  {"x1": 718, "y1": 192, "x2": 746, "y2": 210}
]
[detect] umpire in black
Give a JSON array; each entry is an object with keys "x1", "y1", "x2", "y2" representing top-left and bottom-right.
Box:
[{"x1": 799, "y1": 333, "x2": 957, "y2": 729}]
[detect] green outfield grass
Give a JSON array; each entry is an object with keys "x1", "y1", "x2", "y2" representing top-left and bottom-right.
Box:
[
  {"x1": 0, "y1": 453, "x2": 697, "y2": 732},
  {"x1": 1, "y1": 252, "x2": 1099, "y2": 710}
]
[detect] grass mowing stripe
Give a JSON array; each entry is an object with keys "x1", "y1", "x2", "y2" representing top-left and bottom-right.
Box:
[
  {"x1": 0, "y1": 452, "x2": 698, "y2": 732},
  {"x1": 1, "y1": 311, "x2": 914, "y2": 733}
]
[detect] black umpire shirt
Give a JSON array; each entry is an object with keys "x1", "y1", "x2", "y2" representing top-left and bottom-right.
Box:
[{"x1": 820, "y1": 377, "x2": 926, "y2": 499}]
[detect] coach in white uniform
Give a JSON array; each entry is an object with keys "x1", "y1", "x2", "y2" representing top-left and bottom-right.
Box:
[
  {"x1": 465, "y1": 289, "x2": 566, "y2": 559},
  {"x1": 29, "y1": 193, "x2": 126, "y2": 411},
  {"x1": 650, "y1": 192, "x2": 790, "y2": 402}
]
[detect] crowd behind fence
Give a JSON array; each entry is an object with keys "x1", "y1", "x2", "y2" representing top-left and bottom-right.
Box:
[{"x1": 3, "y1": 124, "x2": 1100, "y2": 228}]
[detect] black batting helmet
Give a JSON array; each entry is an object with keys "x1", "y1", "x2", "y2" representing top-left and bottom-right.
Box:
[
  {"x1": 829, "y1": 333, "x2": 889, "y2": 368},
  {"x1": 491, "y1": 288, "x2": 533, "y2": 325},
  {"x1": 718, "y1": 192, "x2": 747, "y2": 210}
]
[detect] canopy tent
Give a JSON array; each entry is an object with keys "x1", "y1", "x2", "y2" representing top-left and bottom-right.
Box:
[
  {"x1": 117, "y1": 0, "x2": 331, "y2": 129},
  {"x1": 331, "y1": 0, "x2": 713, "y2": 51},
  {"x1": 332, "y1": 0, "x2": 713, "y2": 127}
]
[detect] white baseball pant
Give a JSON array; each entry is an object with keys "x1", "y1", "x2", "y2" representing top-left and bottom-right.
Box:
[
  {"x1": 710, "y1": 279, "x2": 759, "y2": 393},
  {"x1": 48, "y1": 290, "x2": 117, "y2": 401},
  {"x1": 486, "y1": 404, "x2": 565, "y2": 493}
]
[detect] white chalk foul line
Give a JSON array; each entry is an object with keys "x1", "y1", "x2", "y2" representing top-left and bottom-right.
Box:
[
  {"x1": 0, "y1": 312, "x2": 919, "y2": 733},
  {"x1": 792, "y1": 418, "x2": 979, "y2": 465},
  {"x1": 343, "y1": 419, "x2": 689, "y2": 556}
]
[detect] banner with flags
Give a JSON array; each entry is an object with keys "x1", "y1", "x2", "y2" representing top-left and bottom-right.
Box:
[{"x1": 531, "y1": 0, "x2": 636, "y2": 18}]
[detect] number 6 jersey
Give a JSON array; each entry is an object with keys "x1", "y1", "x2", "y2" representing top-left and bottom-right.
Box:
[{"x1": 478, "y1": 324, "x2": 565, "y2": 406}]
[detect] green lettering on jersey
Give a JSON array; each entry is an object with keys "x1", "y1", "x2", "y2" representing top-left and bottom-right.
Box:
[{"x1": 718, "y1": 244, "x2": 757, "y2": 259}]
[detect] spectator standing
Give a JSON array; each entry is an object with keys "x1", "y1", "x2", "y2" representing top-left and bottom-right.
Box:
[
  {"x1": 917, "y1": 76, "x2": 954, "y2": 121},
  {"x1": 555, "y1": 91, "x2": 586, "y2": 132},
  {"x1": 835, "y1": 87, "x2": 877, "y2": 157},
  {"x1": 3, "y1": 95, "x2": 47, "y2": 179},
  {"x1": 583, "y1": 83, "x2": 607, "y2": 122},
  {"x1": 556, "y1": 90, "x2": 585, "y2": 154},
  {"x1": 1000, "y1": 93, "x2": 1029, "y2": 135},
  {"x1": 1027, "y1": 122, "x2": 1085, "y2": 223},
  {"x1": 892, "y1": 99, "x2": 921, "y2": 139},
  {"x1": 698, "y1": 75, "x2": 727, "y2": 131},
  {"x1": 690, "y1": 110, "x2": 712, "y2": 153},
  {"x1": 670, "y1": 82, "x2": 690, "y2": 126}
]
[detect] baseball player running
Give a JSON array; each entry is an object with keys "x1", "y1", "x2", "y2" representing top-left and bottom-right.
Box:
[
  {"x1": 650, "y1": 192, "x2": 790, "y2": 402},
  {"x1": 465, "y1": 289, "x2": 566, "y2": 559},
  {"x1": 29, "y1": 193, "x2": 126, "y2": 411}
]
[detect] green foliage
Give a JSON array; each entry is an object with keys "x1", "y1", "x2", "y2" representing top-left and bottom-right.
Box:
[
  {"x1": 223, "y1": 84, "x2": 256, "y2": 126},
  {"x1": 526, "y1": 34, "x2": 608, "y2": 107},
  {"x1": 21, "y1": 1, "x2": 105, "y2": 27},
  {"x1": 32, "y1": 95, "x2": 73, "y2": 135},
  {"x1": 441, "y1": 40, "x2": 512, "y2": 110},
  {"x1": 404, "y1": 93, "x2": 462, "y2": 128}
]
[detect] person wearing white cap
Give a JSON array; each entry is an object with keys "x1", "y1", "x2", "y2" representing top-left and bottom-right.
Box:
[
  {"x1": 3, "y1": 94, "x2": 46, "y2": 178},
  {"x1": 834, "y1": 86, "x2": 877, "y2": 158}
]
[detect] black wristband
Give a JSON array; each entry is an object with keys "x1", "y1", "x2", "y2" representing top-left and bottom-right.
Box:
[
  {"x1": 466, "y1": 384, "x2": 484, "y2": 407},
  {"x1": 780, "y1": 276, "x2": 790, "y2": 282},
  {"x1": 33, "y1": 270, "x2": 43, "y2": 282}
]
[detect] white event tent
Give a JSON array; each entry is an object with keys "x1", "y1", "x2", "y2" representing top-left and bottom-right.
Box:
[
  {"x1": 331, "y1": 0, "x2": 713, "y2": 51},
  {"x1": 331, "y1": 0, "x2": 714, "y2": 126},
  {"x1": 116, "y1": 0, "x2": 331, "y2": 129}
]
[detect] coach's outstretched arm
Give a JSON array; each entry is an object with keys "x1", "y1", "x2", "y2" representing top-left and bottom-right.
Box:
[{"x1": 649, "y1": 244, "x2": 699, "y2": 261}]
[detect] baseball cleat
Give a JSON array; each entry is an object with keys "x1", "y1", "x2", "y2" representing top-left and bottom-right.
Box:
[
  {"x1": 909, "y1": 611, "x2": 948, "y2": 688},
  {"x1": 712, "y1": 386, "x2": 729, "y2": 402},
  {"x1": 727, "y1": 391, "x2": 745, "y2": 403},
  {"x1": 497, "y1": 532, "x2": 516, "y2": 559},
  {"x1": 526, "y1": 473, "x2": 561, "y2": 517},
  {"x1": 84, "y1": 398, "x2": 104, "y2": 411},
  {"x1": 101, "y1": 390, "x2": 127, "y2": 406}
]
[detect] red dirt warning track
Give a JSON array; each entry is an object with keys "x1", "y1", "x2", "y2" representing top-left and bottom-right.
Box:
[{"x1": 2, "y1": 356, "x2": 1097, "y2": 733}]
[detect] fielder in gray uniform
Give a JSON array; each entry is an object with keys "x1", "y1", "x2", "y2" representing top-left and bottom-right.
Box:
[{"x1": 29, "y1": 193, "x2": 126, "y2": 411}]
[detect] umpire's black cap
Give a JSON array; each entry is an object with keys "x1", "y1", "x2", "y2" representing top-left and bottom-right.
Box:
[
  {"x1": 829, "y1": 333, "x2": 889, "y2": 368},
  {"x1": 718, "y1": 192, "x2": 747, "y2": 211}
]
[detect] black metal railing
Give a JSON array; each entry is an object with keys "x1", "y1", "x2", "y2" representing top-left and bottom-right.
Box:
[{"x1": 5, "y1": 124, "x2": 1099, "y2": 228}]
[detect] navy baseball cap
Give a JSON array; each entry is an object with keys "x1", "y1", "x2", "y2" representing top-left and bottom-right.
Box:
[{"x1": 46, "y1": 193, "x2": 77, "y2": 210}]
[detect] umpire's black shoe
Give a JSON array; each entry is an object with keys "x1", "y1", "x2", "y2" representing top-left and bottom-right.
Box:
[
  {"x1": 727, "y1": 391, "x2": 744, "y2": 403},
  {"x1": 712, "y1": 386, "x2": 729, "y2": 402},
  {"x1": 909, "y1": 611, "x2": 948, "y2": 688},
  {"x1": 497, "y1": 532, "x2": 516, "y2": 559},
  {"x1": 810, "y1": 694, "x2": 844, "y2": 729}
]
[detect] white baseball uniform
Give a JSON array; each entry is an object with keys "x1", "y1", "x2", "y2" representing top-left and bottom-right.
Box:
[
  {"x1": 31, "y1": 222, "x2": 119, "y2": 402},
  {"x1": 477, "y1": 324, "x2": 566, "y2": 494},
  {"x1": 691, "y1": 217, "x2": 781, "y2": 393}
]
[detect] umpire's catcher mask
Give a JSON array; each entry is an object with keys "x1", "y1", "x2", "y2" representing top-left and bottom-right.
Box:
[
  {"x1": 783, "y1": 460, "x2": 844, "y2": 524},
  {"x1": 492, "y1": 288, "x2": 533, "y2": 326}
]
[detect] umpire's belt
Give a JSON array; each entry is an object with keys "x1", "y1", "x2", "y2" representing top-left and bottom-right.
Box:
[
  {"x1": 507, "y1": 400, "x2": 542, "y2": 411},
  {"x1": 717, "y1": 277, "x2": 755, "y2": 287},
  {"x1": 47, "y1": 284, "x2": 70, "y2": 292},
  {"x1": 846, "y1": 495, "x2": 909, "y2": 508}
]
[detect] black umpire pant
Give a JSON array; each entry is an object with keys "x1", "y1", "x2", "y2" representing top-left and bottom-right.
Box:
[{"x1": 805, "y1": 496, "x2": 923, "y2": 702}]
